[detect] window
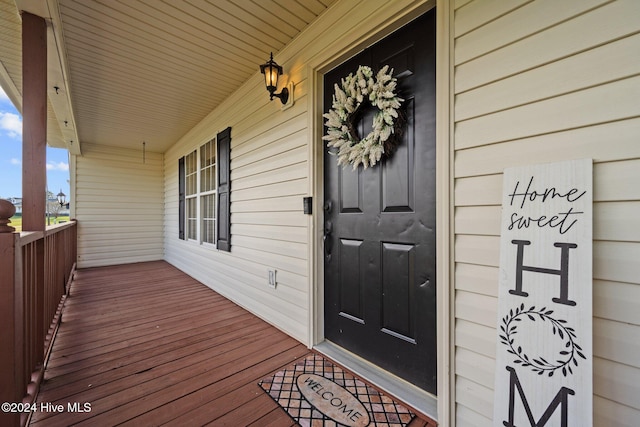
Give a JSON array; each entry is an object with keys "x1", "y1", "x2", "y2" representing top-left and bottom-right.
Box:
[
  {"x1": 179, "y1": 142, "x2": 215, "y2": 244},
  {"x1": 185, "y1": 150, "x2": 198, "y2": 241},
  {"x1": 200, "y1": 140, "x2": 216, "y2": 244},
  {"x1": 178, "y1": 127, "x2": 231, "y2": 251}
]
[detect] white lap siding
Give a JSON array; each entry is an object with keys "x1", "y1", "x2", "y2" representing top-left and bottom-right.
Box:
[
  {"x1": 74, "y1": 143, "x2": 164, "y2": 268},
  {"x1": 452, "y1": 0, "x2": 640, "y2": 426}
]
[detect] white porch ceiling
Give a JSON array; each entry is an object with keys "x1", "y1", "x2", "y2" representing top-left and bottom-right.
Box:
[{"x1": 0, "y1": 0, "x2": 336, "y2": 154}]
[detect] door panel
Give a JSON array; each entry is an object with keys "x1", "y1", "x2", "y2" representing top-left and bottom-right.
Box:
[
  {"x1": 381, "y1": 242, "x2": 416, "y2": 342},
  {"x1": 339, "y1": 167, "x2": 362, "y2": 213},
  {"x1": 338, "y1": 238, "x2": 364, "y2": 322},
  {"x1": 323, "y1": 9, "x2": 437, "y2": 393},
  {"x1": 382, "y1": 97, "x2": 415, "y2": 213}
]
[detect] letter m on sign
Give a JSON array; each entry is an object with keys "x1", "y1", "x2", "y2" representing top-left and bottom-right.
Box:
[{"x1": 503, "y1": 367, "x2": 575, "y2": 427}]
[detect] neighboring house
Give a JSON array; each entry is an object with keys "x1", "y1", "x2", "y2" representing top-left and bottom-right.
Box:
[
  {"x1": 1, "y1": 0, "x2": 638, "y2": 426},
  {"x1": 8, "y1": 197, "x2": 22, "y2": 214},
  {"x1": 4, "y1": 197, "x2": 66, "y2": 217}
]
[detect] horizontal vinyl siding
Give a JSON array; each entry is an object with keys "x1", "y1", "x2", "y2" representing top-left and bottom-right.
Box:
[
  {"x1": 452, "y1": 1, "x2": 640, "y2": 425},
  {"x1": 75, "y1": 143, "x2": 164, "y2": 268},
  {"x1": 164, "y1": 62, "x2": 311, "y2": 343}
]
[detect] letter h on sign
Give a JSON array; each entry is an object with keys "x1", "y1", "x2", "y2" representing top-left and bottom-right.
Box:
[{"x1": 509, "y1": 240, "x2": 577, "y2": 306}]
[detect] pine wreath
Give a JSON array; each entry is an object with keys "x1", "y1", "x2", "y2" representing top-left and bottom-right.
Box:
[
  {"x1": 499, "y1": 303, "x2": 587, "y2": 377},
  {"x1": 323, "y1": 65, "x2": 404, "y2": 169}
]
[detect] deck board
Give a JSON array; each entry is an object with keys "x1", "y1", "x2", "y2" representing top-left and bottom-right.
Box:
[{"x1": 31, "y1": 261, "x2": 434, "y2": 426}]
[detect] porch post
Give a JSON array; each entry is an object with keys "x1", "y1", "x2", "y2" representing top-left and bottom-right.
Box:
[
  {"x1": 19, "y1": 13, "x2": 47, "y2": 426},
  {"x1": 22, "y1": 11, "x2": 47, "y2": 232}
]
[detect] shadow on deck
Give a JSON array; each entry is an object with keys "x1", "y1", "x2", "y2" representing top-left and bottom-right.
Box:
[{"x1": 30, "y1": 261, "x2": 433, "y2": 426}]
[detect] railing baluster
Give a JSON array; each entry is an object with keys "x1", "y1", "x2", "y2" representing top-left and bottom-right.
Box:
[{"x1": 0, "y1": 199, "x2": 77, "y2": 427}]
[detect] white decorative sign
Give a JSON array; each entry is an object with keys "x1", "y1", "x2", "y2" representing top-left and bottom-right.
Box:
[{"x1": 493, "y1": 159, "x2": 593, "y2": 427}]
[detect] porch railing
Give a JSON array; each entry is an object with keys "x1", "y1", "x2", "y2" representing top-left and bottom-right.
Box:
[{"x1": 0, "y1": 201, "x2": 77, "y2": 427}]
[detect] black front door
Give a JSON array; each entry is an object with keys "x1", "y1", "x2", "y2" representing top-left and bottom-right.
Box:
[{"x1": 323, "y1": 9, "x2": 437, "y2": 394}]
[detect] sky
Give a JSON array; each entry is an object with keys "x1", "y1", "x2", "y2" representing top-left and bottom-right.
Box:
[{"x1": 0, "y1": 86, "x2": 70, "y2": 200}]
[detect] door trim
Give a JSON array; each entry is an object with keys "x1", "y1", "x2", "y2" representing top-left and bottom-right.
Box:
[{"x1": 307, "y1": 0, "x2": 453, "y2": 423}]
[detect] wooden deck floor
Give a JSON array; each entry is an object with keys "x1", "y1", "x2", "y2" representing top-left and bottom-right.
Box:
[{"x1": 31, "y1": 261, "x2": 433, "y2": 426}]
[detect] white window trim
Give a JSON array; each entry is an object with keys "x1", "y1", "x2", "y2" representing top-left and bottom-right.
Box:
[{"x1": 183, "y1": 138, "x2": 217, "y2": 247}]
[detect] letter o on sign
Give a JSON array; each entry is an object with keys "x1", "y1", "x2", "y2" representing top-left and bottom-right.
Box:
[{"x1": 296, "y1": 373, "x2": 370, "y2": 427}]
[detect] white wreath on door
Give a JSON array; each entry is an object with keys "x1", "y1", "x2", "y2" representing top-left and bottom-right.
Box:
[{"x1": 323, "y1": 65, "x2": 404, "y2": 169}]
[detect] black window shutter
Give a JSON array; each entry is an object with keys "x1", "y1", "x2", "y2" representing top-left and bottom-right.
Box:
[
  {"x1": 178, "y1": 156, "x2": 185, "y2": 240},
  {"x1": 216, "y1": 127, "x2": 231, "y2": 251}
]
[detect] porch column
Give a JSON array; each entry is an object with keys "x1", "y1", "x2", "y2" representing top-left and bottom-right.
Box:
[
  {"x1": 22, "y1": 11, "x2": 47, "y2": 232},
  {"x1": 18, "y1": 13, "x2": 47, "y2": 427}
]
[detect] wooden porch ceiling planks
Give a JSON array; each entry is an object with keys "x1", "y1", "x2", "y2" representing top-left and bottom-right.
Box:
[{"x1": 30, "y1": 261, "x2": 433, "y2": 426}]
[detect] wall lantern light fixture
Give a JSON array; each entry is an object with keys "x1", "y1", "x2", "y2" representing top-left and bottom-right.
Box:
[
  {"x1": 260, "y1": 52, "x2": 289, "y2": 105},
  {"x1": 56, "y1": 190, "x2": 67, "y2": 207}
]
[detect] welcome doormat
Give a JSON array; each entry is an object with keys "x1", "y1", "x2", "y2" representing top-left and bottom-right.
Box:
[{"x1": 258, "y1": 353, "x2": 415, "y2": 427}]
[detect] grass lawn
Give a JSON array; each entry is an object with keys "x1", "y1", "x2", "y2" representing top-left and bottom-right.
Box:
[{"x1": 9, "y1": 216, "x2": 70, "y2": 232}]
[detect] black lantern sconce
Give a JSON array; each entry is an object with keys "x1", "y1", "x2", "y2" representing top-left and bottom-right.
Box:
[
  {"x1": 56, "y1": 190, "x2": 67, "y2": 207},
  {"x1": 260, "y1": 52, "x2": 289, "y2": 105}
]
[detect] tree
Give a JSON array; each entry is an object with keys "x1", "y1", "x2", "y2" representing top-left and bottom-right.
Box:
[{"x1": 46, "y1": 190, "x2": 63, "y2": 225}]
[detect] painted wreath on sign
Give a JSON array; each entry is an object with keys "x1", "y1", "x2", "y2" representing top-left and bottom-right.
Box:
[
  {"x1": 499, "y1": 304, "x2": 587, "y2": 377},
  {"x1": 323, "y1": 65, "x2": 404, "y2": 169}
]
